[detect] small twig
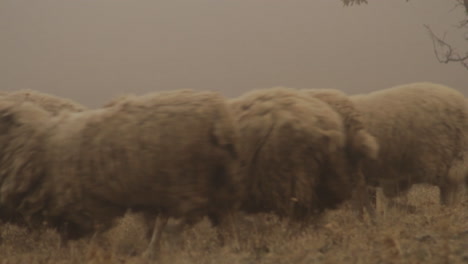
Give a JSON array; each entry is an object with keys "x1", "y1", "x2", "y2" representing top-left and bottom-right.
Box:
[
  {"x1": 457, "y1": 18, "x2": 468, "y2": 29},
  {"x1": 341, "y1": 0, "x2": 368, "y2": 6},
  {"x1": 424, "y1": 24, "x2": 468, "y2": 70}
]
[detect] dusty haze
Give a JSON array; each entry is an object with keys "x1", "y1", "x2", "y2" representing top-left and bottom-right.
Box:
[{"x1": 1, "y1": 0, "x2": 467, "y2": 107}]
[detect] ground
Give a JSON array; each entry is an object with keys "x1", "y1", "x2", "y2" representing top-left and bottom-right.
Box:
[{"x1": 0, "y1": 184, "x2": 467, "y2": 264}]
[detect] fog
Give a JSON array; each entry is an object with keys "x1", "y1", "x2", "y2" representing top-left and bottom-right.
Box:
[{"x1": 1, "y1": 0, "x2": 467, "y2": 107}]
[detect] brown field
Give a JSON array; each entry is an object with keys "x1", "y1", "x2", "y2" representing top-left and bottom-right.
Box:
[{"x1": 1, "y1": 184, "x2": 467, "y2": 264}]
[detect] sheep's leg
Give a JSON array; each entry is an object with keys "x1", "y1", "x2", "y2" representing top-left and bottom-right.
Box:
[
  {"x1": 225, "y1": 212, "x2": 241, "y2": 250},
  {"x1": 141, "y1": 212, "x2": 158, "y2": 240},
  {"x1": 351, "y1": 182, "x2": 377, "y2": 221},
  {"x1": 366, "y1": 186, "x2": 378, "y2": 217},
  {"x1": 209, "y1": 210, "x2": 240, "y2": 249},
  {"x1": 162, "y1": 216, "x2": 200, "y2": 249},
  {"x1": 224, "y1": 212, "x2": 240, "y2": 249},
  {"x1": 374, "y1": 187, "x2": 386, "y2": 216},
  {"x1": 349, "y1": 164, "x2": 377, "y2": 222},
  {"x1": 439, "y1": 182, "x2": 464, "y2": 206},
  {"x1": 58, "y1": 231, "x2": 70, "y2": 248},
  {"x1": 142, "y1": 215, "x2": 168, "y2": 260},
  {"x1": 208, "y1": 212, "x2": 225, "y2": 246},
  {"x1": 382, "y1": 180, "x2": 416, "y2": 213}
]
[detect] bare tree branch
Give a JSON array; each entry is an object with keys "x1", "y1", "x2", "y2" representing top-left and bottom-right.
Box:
[
  {"x1": 342, "y1": 0, "x2": 468, "y2": 71},
  {"x1": 459, "y1": 19, "x2": 468, "y2": 28},
  {"x1": 342, "y1": 0, "x2": 468, "y2": 12},
  {"x1": 462, "y1": 0, "x2": 468, "y2": 14},
  {"x1": 424, "y1": 24, "x2": 468, "y2": 70},
  {"x1": 342, "y1": 0, "x2": 368, "y2": 6}
]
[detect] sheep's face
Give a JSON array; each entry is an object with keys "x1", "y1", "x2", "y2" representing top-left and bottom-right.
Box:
[
  {"x1": 339, "y1": 129, "x2": 380, "y2": 189},
  {"x1": 313, "y1": 139, "x2": 357, "y2": 212}
]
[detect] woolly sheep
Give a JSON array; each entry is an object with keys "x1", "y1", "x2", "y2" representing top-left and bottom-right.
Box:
[
  {"x1": 0, "y1": 89, "x2": 240, "y2": 259},
  {"x1": 350, "y1": 82, "x2": 468, "y2": 207},
  {"x1": 301, "y1": 88, "x2": 379, "y2": 216},
  {"x1": 228, "y1": 87, "x2": 358, "y2": 222},
  {"x1": 0, "y1": 90, "x2": 86, "y2": 227},
  {"x1": 0, "y1": 89, "x2": 86, "y2": 114}
]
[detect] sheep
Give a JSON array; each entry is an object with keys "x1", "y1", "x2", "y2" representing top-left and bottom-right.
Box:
[
  {"x1": 0, "y1": 89, "x2": 87, "y2": 114},
  {"x1": 350, "y1": 82, "x2": 468, "y2": 208},
  {"x1": 0, "y1": 90, "x2": 86, "y2": 227},
  {"x1": 228, "y1": 87, "x2": 360, "y2": 224},
  {"x1": 0, "y1": 89, "x2": 240, "y2": 259},
  {"x1": 300, "y1": 88, "x2": 379, "y2": 217}
]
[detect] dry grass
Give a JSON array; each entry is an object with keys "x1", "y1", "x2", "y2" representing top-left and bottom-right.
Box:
[{"x1": 1, "y1": 184, "x2": 467, "y2": 264}]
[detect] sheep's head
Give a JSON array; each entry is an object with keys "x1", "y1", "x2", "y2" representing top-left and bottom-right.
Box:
[
  {"x1": 301, "y1": 88, "x2": 379, "y2": 170},
  {"x1": 350, "y1": 129, "x2": 379, "y2": 161},
  {"x1": 311, "y1": 128, "x2": 358, "y2": 212}
]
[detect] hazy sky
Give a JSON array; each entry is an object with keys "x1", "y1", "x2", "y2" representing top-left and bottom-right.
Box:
[{"x1": 1, "y1": 0, "x2": 467, "y2": 107}]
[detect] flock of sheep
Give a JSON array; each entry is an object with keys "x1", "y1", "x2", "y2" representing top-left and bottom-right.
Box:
[{"x1": 0, "y1": 82, "x2": 466, "y2": 259}]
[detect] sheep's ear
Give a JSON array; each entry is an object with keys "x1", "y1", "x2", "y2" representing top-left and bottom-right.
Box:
[
  {"x1": 321, "y1": 130, "x2": 345, "y2": 153},
  {"x1": 353, "y1": 129, "x2": 379, "y2": 160}
]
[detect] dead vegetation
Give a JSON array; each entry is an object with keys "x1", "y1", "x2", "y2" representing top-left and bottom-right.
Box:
[{"x1": 0, "y1": 184, "x2": 466, "y2": 264}]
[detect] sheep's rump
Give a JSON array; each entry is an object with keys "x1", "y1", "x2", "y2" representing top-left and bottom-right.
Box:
[
  {"x1": 351, "y1": 82, "x2": 468, "y2": 203},
  {"x1": 229, "y1": 87, "x2": 354, "y2": 220},
  {"x1": 0, "y1": 90, "x2": 240, "y2": 239},
  {"x1": 0, "y1": 89, "x2": 86, "y2": 114}
]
